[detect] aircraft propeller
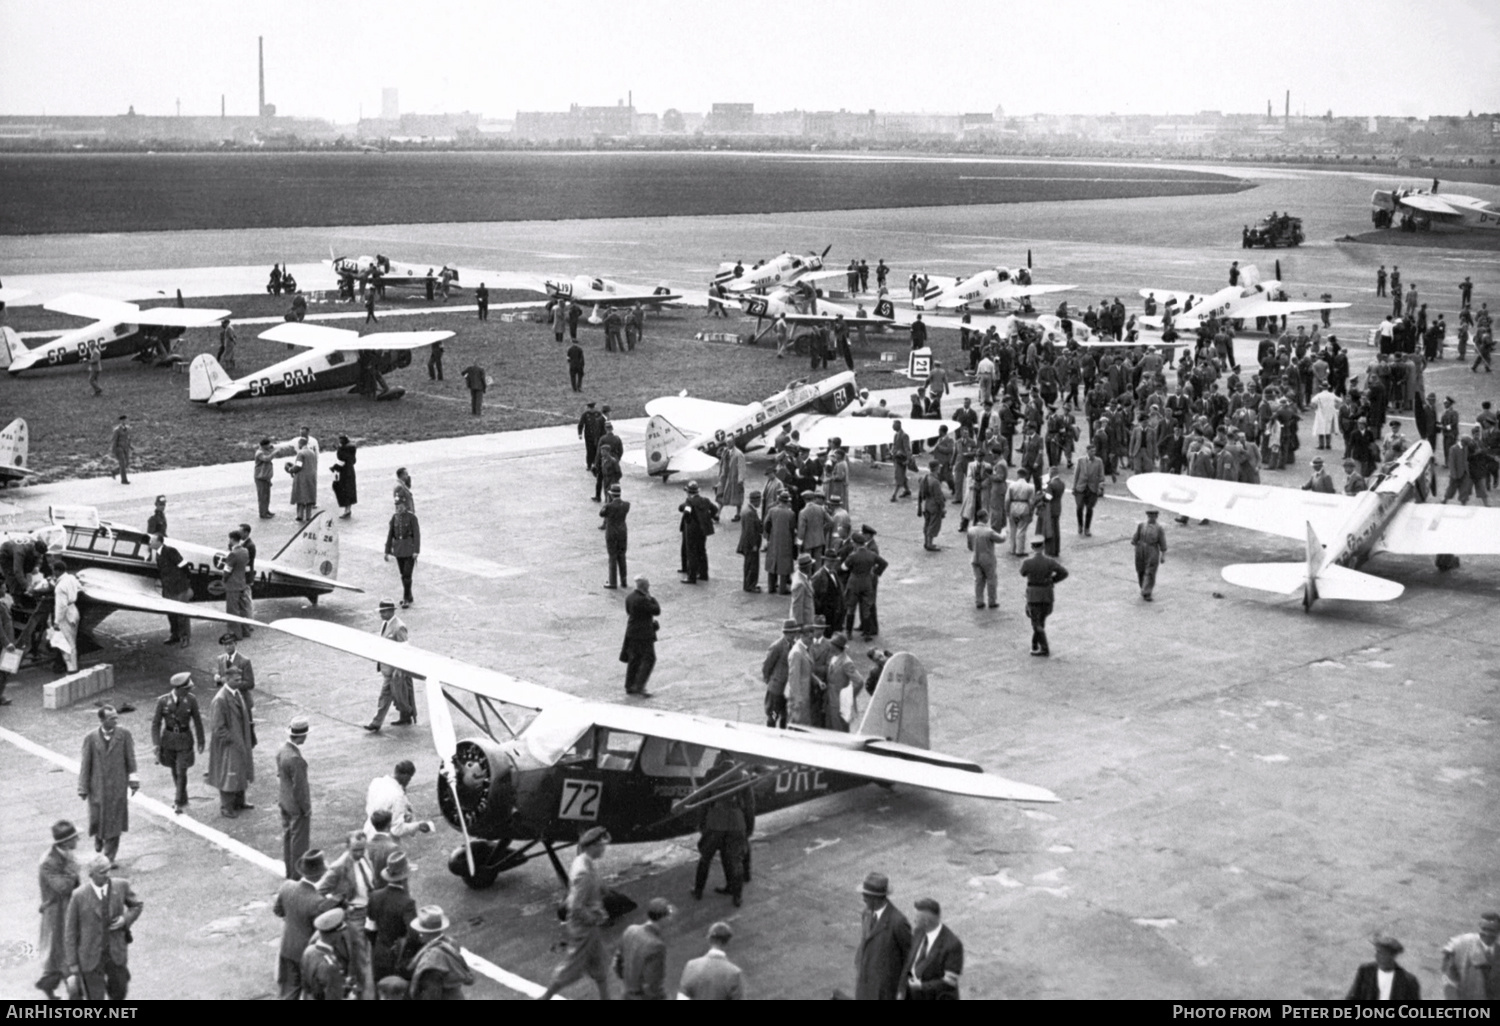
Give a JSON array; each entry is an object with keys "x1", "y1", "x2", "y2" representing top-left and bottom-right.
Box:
[{"x1": 424, "y1": 675, "x2": 476, "y2": 877}]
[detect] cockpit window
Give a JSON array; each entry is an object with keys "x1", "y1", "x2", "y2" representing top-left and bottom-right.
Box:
[{"x1": 598, "y1": 730, "x2": 644, "y2": 772}]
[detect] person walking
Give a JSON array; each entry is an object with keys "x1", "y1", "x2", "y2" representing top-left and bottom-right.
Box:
[
  {"x1": 618, "y1": 897, "x2": 672, "y2": 1000},
  {"x1": 426, "y1": 337, "x2": 444, "y2": 381},
  {"x1": 207, "y1": 667, "x2": 255, "y2": 818},
  {"x1": 461, "y1": 361, "x2": 487, "y2": 416},
  {"x1": 1072, "y1": 444, "x2": 1105, "y2": 536},
  {"x1": 1019, "y1": 536, "x2": 1068, "y2": 657},
  {"x1": 692, "y1": 760, "x2": 752, "y2": 907},
  {"x1": 87, "y1": 346, "x2": 104, "y2": 397},
  {"x1": 538, "y1": 827, "x2": 614, "y2": 1001},
  {"x1": 600, "y1": 483, "x2": 630, "y2": 589},
  {"x1": 678, "y1": 921, "x2": 744, "y2": 1000},
  {"x1": 36, "y1": 820, "x2": 82, "y2": 999},
  {"x1": 384, "y1": 497, "x2": 421, "y2": 608},
  {"x1": 1131, "y1": 508, "x2": 1168, "y2": 601},
  {"x1": 77, "y1": 704, "x2": 138, "y2": 865},
  {"x1": 64, "y1": 855, "x2": 143, "y2": 1000},
  {"x1": 622, "y1": 576, "x2": 659, "y2": 697},
  {"x1": 221, "y1": 529, "x2": 253, "y2": 638},
  {"x1": 364, "y1": 601, "x2": 416, "y2": 731},
  {"x1": 108, "y1": 415, "x2": 131, "y2": 483},
  {"x1": 966, "y1": 510, "x2": 1006, "y2": 609},
  {"x1": 151, "y1": 672, "x2": 204, "y2": 814},
  {"x1": 854, "y1": 871, "x2": 912, "y2": 1000},
  {"x1": 364, "y1": 286, "x2": 377, "y2": 324},
  {"x1": 276, "y1": 715, "x2": 312, "y2": 880},
  {"x1": 331, "y1": 434, "x2": 358, "y2": 519},
  {"x1": 567, "y1": 338, "x2": 585, "y2": 392},
  {"x1": 918, "y1": 461, "x2": 946, "y2": 551},
  {"x1": 578, "y1": 401, "x2": 606, "y2": 471},
  {"x1": 898, "y1": 897, "x2": 964, "y2": 1000},
  {"x1": 1004, "y1": 473, "x2": 1036, "y2": 556}
]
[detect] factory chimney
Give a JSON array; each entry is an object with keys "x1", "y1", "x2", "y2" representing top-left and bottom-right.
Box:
[{"x1": 258, "y1": 36, "x2": 266, "y2": 117}]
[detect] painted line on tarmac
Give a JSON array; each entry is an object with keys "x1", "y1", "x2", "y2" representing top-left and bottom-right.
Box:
[
  {"x1": 0, "y1": 723, "x2": 552, "y2": 999},
  {"x1": 340, "y1": 536, "x2": 529, "y2": 579}
]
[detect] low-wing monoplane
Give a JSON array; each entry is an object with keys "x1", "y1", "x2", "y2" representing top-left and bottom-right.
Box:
[
  {"x1": 1137, "y1": 265, "x2": 1348, "y2": 334},
  {"x1": 715, "y1": 248, "x2": 844, "y2": 294},
  {"x1": 1127, "y1": 441, "x2": 1500, "y2": 610},
  {"x1": 263, "y1": 619, "x2": 1058, "y2": 889},
  {"x1": 0, "y1": 418, "x2": 36, "y2": 487},
  {"x1": 540, "y1": 274, "x2": 682, "y2": 310},
  {"x1": 712, "y1": 288, "x2": 998, "y2": 343},
  {"x1": 1371, "y1": 187, "x2": 1500, "y2": 231},
  {"x1": 914, "y1": 265, "x2": 1073, "y2": 313},
  {"x1": 188, "y1": 322, "x2": 453, "y2": 406},
  {"x1": 2, "y1": 294, "x2": 231, "y2": 375},
  {"x1": 628, "y1": 370, "x2": 961, "y2": 478},
  {"x1": 328, "y1": 252, "x2": 463, "y2": 294}
]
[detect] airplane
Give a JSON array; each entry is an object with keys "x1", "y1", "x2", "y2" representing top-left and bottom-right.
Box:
[
  {"x1": 1137, "y1": 265, "x2": 1348, "y2": 334},
  {"x1": 1126, "y1": 440, "x2": 1500, "y2": 611},
  {"x1": 539, "y1": 274, "x2": 683, "y2": 311},
  {"x1": 2, "y1": 293, "x2": 231, "y2": 375},
  {"x1": 714, "y1": 247, "x2": 845, "y2": 294},
  {"x1": 1030, "y1": 315, "x2": 1190, "y2": 350},
  {"x1": 914, "y1": 265, "x2": 1074, "y2": 313},
  {"x1": 188, "y1": 322, "x2": 453, "y2": 406},
  {"x1": 1371, "y1": 187, "x2": 1500, "y2": 231},
  {"x1": 328, "y1": 252, "x2": 463, "y2": 295},
  {"x1": 711, "y1": 286, "x2": 1002, "y2": 343},
  {"x1": 0, "y1": 506, "x2": 358, "y2": 645},
  {"x1": 261, "y1": 618, "x2": 1058, "y2": 889},
  {"x1": 627, "y1": 370, "x2": 966, "y2": 479},
  {"x1": 0, "y1": 418, "x2": 36, "y2": 487}
]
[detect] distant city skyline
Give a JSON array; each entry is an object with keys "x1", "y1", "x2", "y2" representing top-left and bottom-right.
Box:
[{"x1": 3, "y1": 0, "x2": 1497, "y2": 122}]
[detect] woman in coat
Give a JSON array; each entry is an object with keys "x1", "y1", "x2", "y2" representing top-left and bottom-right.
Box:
[
  {"x1": 288, "y1": 444, "x2": 318, "y2": 523},
  {"x1": 331, "y1": 434, "x2": 358, "y2": 519}
]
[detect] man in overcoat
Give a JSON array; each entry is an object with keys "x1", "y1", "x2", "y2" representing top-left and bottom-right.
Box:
[
  {"x1": 854, "y1": 871, "x2": 911, "y2": 1000},
  {"x1": 208, "y1": 670, "x2": 255, "y2": 817},
  {"x1": 77, "y1": 705, "x2": 138, "y2": 863},
  {"x1": 36, "y1": 820, "x2": 80, "y2": 998},
  {"x1": 65, "y1": 855, "x2": 142, "y2": 1000}
]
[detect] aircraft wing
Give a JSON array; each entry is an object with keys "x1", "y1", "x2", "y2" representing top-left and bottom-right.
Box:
[
  {"x1": 579, "y1": 701, "x2": 1058, "y2": 802},
  {"x1": 1230, "y1": 298, "x2": 1352, "y2": 321},
  {"x1": 1396, "y1": 193, "x2": 1465, "y2": 219},
  {"x1": 1377, "y1": 503, "x2": 1500, "y2": 556},
  {"x1": 1138, "y1": 288, "x2": 1195, "y2": 307},
  {"x1": 267, "y1": 618, "x2": 575, "y2": 712},
  {"x1": 0, "y1": 287, "x2": 34, "y2": 305},
  {"x1": 1126, "y1": 472, "x2": 1357, "y2": 542},
  {"x1": 44, "y1": 293, "x2": 232, "y2": 328},
  {"x1": 962, "y1": 282, "x2": 1074, "y2": 306},
  {"x1": 644, "y1": 396, "x2": 746, "y2": 435},
  {"x1": 259, "y1": 323, "x2": 454, "y2": 352},
  {"x1": 76, "y1": 569, "x2": 261, "y2": 627},
  {"x1": 796, "y1": 415, "x2": 956, "y2": 451}
]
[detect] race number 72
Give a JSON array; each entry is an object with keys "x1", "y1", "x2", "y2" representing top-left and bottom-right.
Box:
[{"x1": 558, "y1": 779, "x2": 601, "y2": 821}]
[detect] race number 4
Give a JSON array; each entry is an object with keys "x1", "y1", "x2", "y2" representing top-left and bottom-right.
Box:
[{"x1": 558, "y1": 779, "x2": 601, "y2": 821}]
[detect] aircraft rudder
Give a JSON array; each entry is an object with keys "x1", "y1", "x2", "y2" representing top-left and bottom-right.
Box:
[
  {"x1": 188, "y1": 353, "x2": 231, "y2": 403},
  {"x1": 0, "y1": 416, "x2": 27, "y2": 470},
  {"x1": 644, "y1": 414, "x2": 691, "y2": 476},
  {"x1": 0, "y1": 326, "x2": 21, "y2": 370},
  {"x1": 856, "y1": 652, "x2": 930, "y2": 750},
  {"x1": 271, "y1": 509, "x2": 341, "y2": 579}
]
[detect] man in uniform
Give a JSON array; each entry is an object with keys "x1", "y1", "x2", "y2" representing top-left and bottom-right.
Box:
[
  {"x1": 277, "y1": 715, "x2": 312, "y2": 879},
  {"x1": 622, "y1": 575, "x2": 659, "y2": 698},
  {"x1": 917, "y1": 460, "x2": 946, "y2": 551},
  {"x1": 1020, "y1": 536, "x2": 1069, "y2": 657},
  {"x1": 618, "y1": 897, "x2": 672, "y2": 1000},
  {"x1": 890, "y1": 420, "x2": 913, "y2": 501},
  {"x1": 384, "y1": 497, "x2": 421, "y2": 609},
  {"x1": 300, "y1": 907, "x2": 350, "y2": 1000},
  {"x1": 600, "y1": 483, "x2": 630, "y2": 589},
  {"x1": 854, "y1": 870, "x2": 911, "y2": 1000},
  {"x1": 151, "y1": 672, "x2": 204, "y2": 814},
  {"x1": 78, "y1": 704, "x2": 138, "y2": 864},
  {"x1": 841, "y1": 533, "x2": 887, "y2": 642},
  {"x1": 678, "y1": 921, "x2": 744, "y2": 1000},
  {"x1": 539, "y1": 827, "x2": 613, "y2": 1000},
  {"x1": 692, "y1": 761, "x2": 753, "y2": 908},
  {"x1": 274, "y1": 849, "x2": 331, "y2": 999},
  {"x1": 36, "y1": 820, "x2": 81, "y2": 999},
  {"x1": 208, "y1": 664, "x2": 255, "y2": 818},
  {"x1": 1131, "y1": 508, "x2": 1168, "y2": 601},
  {"x1": 64, "y1": 855, "x2": 143, "y2": 1000},
  {"x1": 578, "y1": 401, "x2": 606, "y2": 472}
]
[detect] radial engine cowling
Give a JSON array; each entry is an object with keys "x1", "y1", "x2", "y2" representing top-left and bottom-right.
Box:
[{"x1": 436, "y1": 737, "x2": 516, "y2": 839}]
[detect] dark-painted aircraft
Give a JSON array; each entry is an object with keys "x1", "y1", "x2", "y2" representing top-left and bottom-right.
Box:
[
  {"x1": 0, "y1": 418, "x2": 36, "y2": 487},
  {"x1": 2, "y1": 294, "x2": 230, "y2": 375},
  {"x1": 264, "y1": 618, "x2": 1058, "y2": 889}
]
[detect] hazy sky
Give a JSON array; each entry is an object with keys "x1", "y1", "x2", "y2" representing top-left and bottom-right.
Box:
[{"x1": 2, "y1": 0, "x2": 1496, "y2": 121}]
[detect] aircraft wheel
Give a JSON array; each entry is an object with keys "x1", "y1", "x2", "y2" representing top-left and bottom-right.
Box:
[
  {"x1": 450, "y1": 841, "x2": 506, "y2": 890},
  {"x1": 1435, "y1": 554, "x2": 1460, "y2": 572}
]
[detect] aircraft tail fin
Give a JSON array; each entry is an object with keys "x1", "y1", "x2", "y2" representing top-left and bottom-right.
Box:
[
  {"x1": 874, "y1": 299, "x2": 895, "y2": 319},
  {"x1": 1308, "y1": 565, "x2": 1405, "y2": 603},
  {"x1": 1221, "y1": 526, "x2": 1404, "y2": 606},
  {"x1": 0, "y1": 417, "x2": 29, "y2": 474},
  {"x1": 643, "y1": 414, "x2": 695, "y2": 477},
  {"x1": 0, "y1": 326, "x2": 22, "y2": 370},
  {"x1": 1221, "y1": 562, "x2": 1309, "y2": 595},
  {"x1": 188, "y1": 353, "x2": 232, "y2": 403},
  {"x1": 271, "y1": 509, "x2": 341, "y2": 580},
  {"x1": 856, "y1": 652, "x2": 930, "y2": 750}
]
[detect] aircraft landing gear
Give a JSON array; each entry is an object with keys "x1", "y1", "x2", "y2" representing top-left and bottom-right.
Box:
[
  {"x1": 449, "y1": 838, "x2": 511, "y2": 890},
  {"x1": 1435, "y1": 554, "x2": 1460, "y2": 572}
]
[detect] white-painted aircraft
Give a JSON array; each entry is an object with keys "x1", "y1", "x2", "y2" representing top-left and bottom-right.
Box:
[
  {"x1": 914, "y1": 265, "x2": 1074, "y2": 312},
  {"x1": 627, "y1": 370, "x2": 963, "y2": 478},
  {"x1": 1031, "y1": 315, "x2": 1191, "y2": 350},
  {"x1": 1127, "y1": 440, "x2": 1500, "y2": 611},
  {"x1": 2, "y1": 294, "x2": 231, "y2": 375},
  {"x1": 1137, "y1": 265, "x2": 1348, "y2": 334},
  {"x1": 328, "y1": 252, "x2": 463, "y2": 294},
  {"x1": 260, "y1": 618, "x2": 1058, "y2": 889},
  {"x1": 189, "y1": 322, "x2": 453, "y2": 407},
  {"x1": 0, "y1": 418, "x2": 36, "y2": 487},
  {"x1": 540, "y1": 274, "x2": 682, "y2": 309},
  {"x1": 714, "y1": 247, "x2": 844, "y2": 294},
  {"x1": 711, "y1": 288, "x2": 997, "y2": 343},
  {"x1": 1371, "y1": 187, "x2": 1500, "y2": 231}
]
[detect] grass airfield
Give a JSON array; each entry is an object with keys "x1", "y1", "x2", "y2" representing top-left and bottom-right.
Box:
[{"x1": 0, "y1": 157, "x2": 1496, "y2": 1000}]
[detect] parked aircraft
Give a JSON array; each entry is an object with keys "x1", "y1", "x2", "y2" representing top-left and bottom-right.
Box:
[
  {"x1": 1127, "y1": 441, "x2": 1500, "y2": 610},
  {"x1": 329, "y1": 252, "x2": 462, "y2": 294},
  {"x1": 189, "y1": 322, "x2": 452, "y2": 406},
  {"x1": 1137, "y1": 265, "x2": 1348, "y2": 334},
  {"x1": 627, "y1": 370, "x2": 963, "y2": 478},
  {"x1": 2, "y1": 294, "x2": 230, "y2": 375},
  {"x1": 263, "y1": 618, "x2": 1058, "y2": 888},
  {"x1": 1371, "y1": 187, "x2": 1500, "y2": 231},
  {"x1": 0, "y1": 418, "x2": 36, "y2": 487},
  {"x1": 715, "y1": 247, "x2": 844, "y2": 294},
  {"x1": 540, "y1": 275, "x2": 682, "y2": 309},
  {"x1": 712, "y1": 288, "x2": 998, "y2": 343},
  {"x1": 914, "y1": 265, "x2": 1074, "y2": 312}
]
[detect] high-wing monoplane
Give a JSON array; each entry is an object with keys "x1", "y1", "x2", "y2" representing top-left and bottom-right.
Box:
[
  {"x1": 715, "y1": 248, "x2": 844, "y2": 294},
  {"x1": 1137, "y1": 265, "x2": 1348, "y2": 334},
  {"x1": 914, "y1": 265, "x2": 1074, "y2": 313},
  {"x1": 1, "y1": 506, "x2": 358, "y2": 644},
  {"x1": 188, "y1": 322, "x2": 453, "y2": 406},
  {"x1": 263, "y1": 619, "x2": 1058, "y2": 889},
  {"x1": 328, "y1": 252, "x2": 463, "y2": 294},
  {"x1": 627, "y1": 371, "x2": 961, "y2": 478},
  {"x1": 1371, "y1": 187, "x2": 1500, "y2": 231},
  {"x1": 2, "y1": 294, "x2": 231, "y2": 375},
  {"x1": 1127, "y1": 441, "x2": 1500, "y2": 610},
  {"x1": 0, "y1": 418, "x2": 36, "y2": 487}
]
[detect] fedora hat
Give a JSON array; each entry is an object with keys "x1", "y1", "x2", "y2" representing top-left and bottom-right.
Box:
[
  {"x1": 860, "y1": 871, "x2": 891, "y2": 898},
  {"x1": 51, "y1": 820, "x2": 79, "y2": 845},
  {"x1": 381, "y1": 850, "x2": 415, "y2": 882},
  {"x1": 410, "y1": 905, "x2": 449, "y2": 935}
]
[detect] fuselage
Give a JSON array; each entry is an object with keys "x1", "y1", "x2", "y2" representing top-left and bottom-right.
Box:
[
  {"x1": 7, "y1": 321, "x2": 178, "y2": 374},
  {"x1": 1321, "y1": 440, "x2": 1432, "y2": 571},
  {"x1": 719, "y1": 253, "x2": 823, "y2": 294},
  {"x1": 917, "y1": 266, "x2": 1028, "y2": 311},
  {"x1": 700, "y1": 373, "x2": 860, "y2": 458},
  {"x1": 544, "y1": 275, "x2": 677, "y2": 307},
  {"x1": 201, "y1": 348, "x2": 411, "y2": 405}
]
